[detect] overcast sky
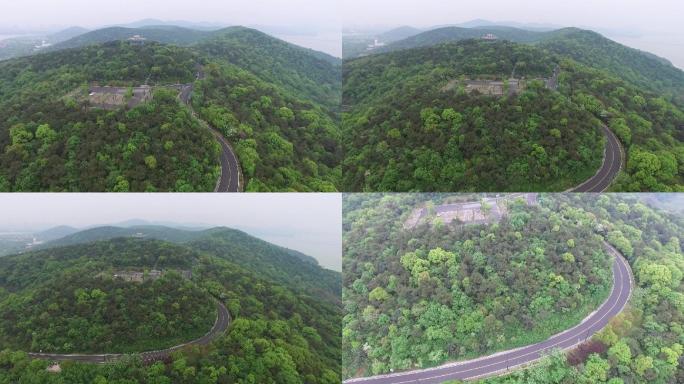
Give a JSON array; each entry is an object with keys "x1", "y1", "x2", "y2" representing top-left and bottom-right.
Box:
[
  {"x1": 344, "y1": 0, "x2": 684, "y2": 68},
  {"x1": 1, "y1": 0, "x2": 338, "y2": 31},
  {"x1": 0, "y1": 0, "x2": 341, "y2": 55},
  {"x1": 343, "y1": 0, "x2": 681, "y2": 31},
  {"x1": 0, "y1": 193, "x2": 342, "y2": 271}
]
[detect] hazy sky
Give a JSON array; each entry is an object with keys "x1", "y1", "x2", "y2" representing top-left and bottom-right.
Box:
[
  {"x1": 1, "y1": 0, "x2": 339, "y2": 30},
  {"x1": 343, "y1": 0, "x2": 681, "y2": 32},
  {"x1": 344, "y1": 0, "x2": 684, "y2": 68},
  {"x1": 0, "y1": 0, "x2": 341, "y2": 56},
  {"x1": 0, "y1": 193, "x2": 342, "y2": 271}
]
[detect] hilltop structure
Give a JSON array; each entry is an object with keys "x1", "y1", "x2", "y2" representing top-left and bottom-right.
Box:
[{"x1": 128, "y1": 35, "x2": 146, "y2": 45}]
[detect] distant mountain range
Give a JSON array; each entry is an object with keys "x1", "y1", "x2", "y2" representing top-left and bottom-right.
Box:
[
  {"x1": 0, "y1": 224, "x2": 339, "y2": 298},
  {"x1": 0, "y1": 221, "x2": 325, "y2": 265}
]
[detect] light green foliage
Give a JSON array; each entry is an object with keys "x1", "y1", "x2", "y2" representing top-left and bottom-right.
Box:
[
  {"x1": 369, "y1": 287, "x2": 390, "y2": 302},
  {"x1": 0, "y1": 228, "x2": 341, "y2": 383},
  {"x1": 608, "y1": 341, "x2": 632, "y2": 366},
  {"x1": 343, "y1": 194, "x2": 613, "y2": 377},
  {"x1": 582, "y1": 354, "x2": 610, "y2": 382},
  {"x1": 195, "y1": 63, "x2": 340, "y2": 191},
  {"x1": 342, "y1": 39, "x2": 610, "y2": 192},
  {"x1": 144, "y1": 155, "x2": 157, "y2": 169},
  {"x1": 0, "y1": 43, "x2": 220, "y2": 192}
]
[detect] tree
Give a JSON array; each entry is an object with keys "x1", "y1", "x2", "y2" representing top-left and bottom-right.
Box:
[
  {"x1": 608, "y1": 340, "x2": 631, "y2": 366},
  {"x1": 369, "y1": 287, "x2": 390, "y2": 302},
  {"x1": 145, "y1": 155, "x2": 158, "y2": 169},
  {"x1": 35, "y1": 124, "x2": 57, "y2": 145},
  {"x1": 582, "y1": 353, "x2": 610, "y2": 382},
  {"x1": 632, "y1": 355, "x2": 653, "y2": 376}
]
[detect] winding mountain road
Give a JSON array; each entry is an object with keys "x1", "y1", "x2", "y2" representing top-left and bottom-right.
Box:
[
  {"x1": 570, "y1": 125, "x2": 624, "y2": 192},
  {"x1": 179, "y1": 68, "x2": 242, "y2": 192},
  {"x1": 345, "y1": 242, "x2": 633, "y2": 384},
  {"x1": 28, "y1": 300, "x2": 231, "y2": 364}
]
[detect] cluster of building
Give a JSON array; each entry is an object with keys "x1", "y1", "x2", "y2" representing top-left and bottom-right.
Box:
[
  {"x1": 366, "y1": 38, "x2": 386, "y2": 51},
  {"x1": 128, "y1": 34, "x2": 147, "y2": 45}
]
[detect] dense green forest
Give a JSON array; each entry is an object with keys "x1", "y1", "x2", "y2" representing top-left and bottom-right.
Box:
[
  {"x1": 0, "y1": 228, "x2": 342, "y2": 383},
  {"x1": 342, "y1": 194, "x2": 614, "y2": 377},
  {"x1": 48, "y1": 26, "x2": 215, "y2": 51},
  {"x1": 26, "y1": 225, "x2": 341, "y2": 302},
  {"x1": 343, "y1": 40, "x2": 605, "y2": 191},
  {"x1": 193, "y1": 62, "x2": 340, "y2": 191},
  {"x1": 0, "y1": 42, "x2": 217, "y2": 191},
  {"x1": 557, "y1": 61, "x2": 684, "y2": 191},
  {"x1": 0, "y1": 238, "x2": 214, "y2": 353},
  {"x1": 342, "y1": 36, "x2": 684, "y2": 191},
  {"x1": 470, "y1": 194, "x2": 684, "y2": 384},
  {"x1": 371, "y1": 26, "x2": 684, "y2": 100},
  {"x1": 0, "y1": 26, "x2": 341, "y2": 192},
  {"x1": 196, "y1": 27, "x2": 341, "y2": 111}
]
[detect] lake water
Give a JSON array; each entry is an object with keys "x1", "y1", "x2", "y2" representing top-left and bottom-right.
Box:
[
  {"x1": 609, "y1": 33, "x2": 684, "y2": 70},
  {"x1": 0, "y1": 34, "x2": 21, "y2": 41},
  {"x1": 275, "y1": 33, "x2": 342, "y2": 58}
]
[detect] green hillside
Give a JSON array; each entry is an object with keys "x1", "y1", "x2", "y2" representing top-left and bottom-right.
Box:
[
  {"x1": 38, "y1": 225, "x2": 208, "y2": 248},
  {"x1": 538, "y1": 28, "x2": 684, "y2": 100},
  {"x1": 37, "y1": 225, "x2": 339, "y2": 302},
  {"x1": 193, "y1": 62, "x2": 340, "y2": 191},
  {"x1": 0, "y1": 26, "x2": 341, "y2": 192},
  {"x1": 48, "y1": 26, "x2": 214, "y2": 50},
  {"x1": 343, "y1": 40, "x2": 605, "y2": 191},
  {"x1": 196, "y1": 27, "x2": 341, "y2": 111},
  {"x1": 375, "y1": 26, "x2": 547, "y2": 53},
  {"x1": 482, "y1": 194, "x2": 684, "y2": 384},
  {"x1": 0, "y1": 41, "x2": 218, "y2": 192},
  {"x1": 0, "y1": 238, "x2": 214, "y2": 353},
  {"x1": 343, "y1": 38, "x2": 684, "y2": 191},
  {"x1": 368, "y1": 26, "x2": 684, "y2": 101},
  {"x1": 0, "y1": 232, "x2": 342, "y2": 383},
  {"x1": 342, "y1": 194, "x2": 613, "y2": 377}
]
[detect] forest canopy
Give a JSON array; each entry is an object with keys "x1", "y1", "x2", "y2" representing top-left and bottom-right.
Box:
[
  {"x1": 0, "y1": 227, "x2": 343, "y2": 383},
  {"x1": 342, "y1": 193, "x2": 684, "y2": 383},
  {"x1": 343, "y1": 37, "x2": 684, "y2": 192},
  {"x1": 0, "y1": 26, "x2": 342, "y2": 192},
  {"x1": 342, "y1": 194, "x2": 613, "y2": 377}
]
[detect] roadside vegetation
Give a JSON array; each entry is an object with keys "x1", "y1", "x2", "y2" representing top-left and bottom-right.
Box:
[
  {"x1": 476, "y1": 194, "x2": 684, "y2": 384},
  {"x1": 0, "y1": 227, "x2": 343, "y2": 383},
  {"x1": 0, "y1": 26, "x2": 342, "y2": 192},
  {"x1": 343, "y1": 35, "x2": 684, "y2": 191},
  {"x1": 342, "y1": 194, "x2": 613, "y2": 377}
]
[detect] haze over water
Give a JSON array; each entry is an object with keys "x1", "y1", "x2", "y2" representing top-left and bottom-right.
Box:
[{"x1": 609, "y1": 32, "x2": 684, "y2": 70}]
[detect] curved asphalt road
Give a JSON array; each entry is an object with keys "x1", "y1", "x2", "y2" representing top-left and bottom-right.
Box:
[
  {"x1": 179, "y1": 70, "x2": 241, "y2": 192},
  {"x1": 570, "y1": 125, "x2": 624, "y2": 192},
  {"x1": 345, "y1": 242, "x2": 633, "y2": 384},
  {"x1": 28, "y1": 300, "x2": 231, "y2": 364}
]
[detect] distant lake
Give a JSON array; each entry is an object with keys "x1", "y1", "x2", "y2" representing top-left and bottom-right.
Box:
[
  {"x1": 610, "y1": 33, "x2": 684, "y2": 70},
  {"x1": 0, "y1": 34, "x2": 21, "y2": 41},
  {"x1": 275, "y1": 33, "x2": 341, "y2": 58}
]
